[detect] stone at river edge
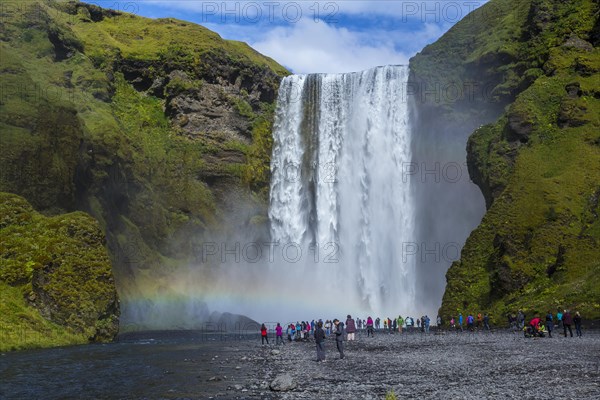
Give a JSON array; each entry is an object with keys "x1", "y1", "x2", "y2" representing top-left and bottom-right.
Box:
[
  {"x1": 0, "y1": 193, "x2": 119, "y2": 350},
  {"x1": 270, "y1": 374, "x2": 297, "y2": 392}
]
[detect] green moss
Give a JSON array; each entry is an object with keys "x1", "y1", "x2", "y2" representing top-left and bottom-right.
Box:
[
  {"x1": 424, "y1": 0, "x2": 600, "y2": 323},
  {"x1": 0, "y1": 193, "x2": 119, "y2": 350},
  {"x1": 243, "y1": 103, "x2": 276, "y2": 198},
  {"x1": 0, "y1": 282, "x2": 87, "y2": 352},
  {"x1": 1, "y1": 0, "x2": 287, "y2": 335}
]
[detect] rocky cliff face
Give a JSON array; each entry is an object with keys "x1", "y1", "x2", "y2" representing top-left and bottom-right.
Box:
[
  {"x1": 0, "y1": 0, "x2": 288, "y2": 335},
  {"x1": 410, "y1": 0, "x2": 600, "y2": 322}
]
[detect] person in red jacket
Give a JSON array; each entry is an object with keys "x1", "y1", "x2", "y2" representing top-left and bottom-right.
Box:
[{"x1": 261, "y1": 323, "x2": 269, "y2": 345}]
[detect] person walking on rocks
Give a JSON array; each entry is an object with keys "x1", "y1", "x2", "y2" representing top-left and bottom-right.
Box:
[
  {"x1": 314, "y1": 321, "x2": 326, "y2": 361},
  {"x1": 261, "y1": 323, "x2": 269, "y2": 345},
  {"x1": 574, "y1": 312, "x2": 582, "y2": 337},
  {"x1": 375, "y1": 317, "x2": 380, "y2": 331},
  {"x1": 458, "y1": 314, "x2": 464, "y2": 332},
  {"x1": 563, "y1": 310, "x2": 573, "y2": 337},
  {"x1": 545, "y1": 311, "x2": 554, "y2": 338},
  {"x1": 346, "y1": 315, "x2": 356, "y2": 341},
  {"x1": 398, "y1": 316, "x2": 404, "y2": 334},
  {"x1": 392, "y1": 318, "x2": 397, "y2": 334},
  {"x1": 334, "y1": 319, "x2": 345, "y2": 359}
]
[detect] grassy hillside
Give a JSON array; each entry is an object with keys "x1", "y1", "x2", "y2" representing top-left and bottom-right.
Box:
[
  {"x1": 411, "y1": 0, "x2": 600, "y2": 323},
  {"x1": 0, "y1": 0, "x2": 288, "y2": 332}
]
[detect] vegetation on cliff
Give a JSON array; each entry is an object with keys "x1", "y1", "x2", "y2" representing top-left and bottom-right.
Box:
[
  {"x1": 0, "y1": 193, "x2": 119, "y2": 351},
  {"x1": 411, "y1": 0, "x2": 600, "y2": 322},
  {"x1": 0, "y1": 0, "x2": 288, "y2": 334}
]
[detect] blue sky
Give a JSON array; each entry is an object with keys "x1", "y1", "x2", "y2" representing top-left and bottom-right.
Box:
[{"x1": 92, "y1": 1, "x2": 489, "y2": 73}]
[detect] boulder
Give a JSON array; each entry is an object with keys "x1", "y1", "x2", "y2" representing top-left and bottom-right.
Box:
[{"x1": 270, "y1": 374, "x2": 297, "y2": 392}]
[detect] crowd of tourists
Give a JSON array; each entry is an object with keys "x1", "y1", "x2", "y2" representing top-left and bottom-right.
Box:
[
  {"x1": 509, "y1": 309, "x2": 584, "y2": 338},
  {"x1": 259, "y1": 309, "x2": 586, "y2": 361}
]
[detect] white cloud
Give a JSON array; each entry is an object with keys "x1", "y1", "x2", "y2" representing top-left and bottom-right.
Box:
[
  {"x1": 251, "y1": 19, "x2": 408, "y2": 73},
  {"x1": 204, "y1": 18, "x2": 450, "y2": 74},
  {"x1": 116, "y1": 1, "x2": 489, "y2": 73}
]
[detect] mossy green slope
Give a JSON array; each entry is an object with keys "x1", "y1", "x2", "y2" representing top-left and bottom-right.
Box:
[
  {"x1": 0, "y1": 0, "x2": 288, "y2": 332},
  {"x1": 412, "y1": 0, "x2": 600, "y2": 322},
  {"x1": 0, "y1": 193, "x2": 119, "y2": 351}
]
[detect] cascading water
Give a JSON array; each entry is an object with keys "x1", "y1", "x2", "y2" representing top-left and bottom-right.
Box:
[{"x1": 269, "y1": 65, "x2": 416, "y2": 317}]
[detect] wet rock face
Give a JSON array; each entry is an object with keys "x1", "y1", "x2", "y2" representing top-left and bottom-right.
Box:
[
  {"x1": 117, "y1": 50, "x2": 280, "y2": 142},
  {"x1": 507, "y1": 110, "x2": 533, "y2": 143},
  {"x1": 562, "y1": 33, "x2": 594, "y2": 52},
  {"x1": 165, "y1": 76, "x2": 253, "y2": 141}
]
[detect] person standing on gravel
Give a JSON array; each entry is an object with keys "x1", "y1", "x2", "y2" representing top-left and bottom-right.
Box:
[
  {"x1": 366, "y1": 316, "x2": 374, "y2": 337},
  {"x1": 483, "y1": 314, "x2": 490, "y2": 331},
  {"x1": 517, "y1": 311, "x2": 525, "y2": 330},
  {"x1": 375, "y1": 317, "x2": 380, "y2": 331},
  {"x1": 334, "y1": 319, "x2": 345, "y2": 359},
  {"x1": 314, "y1": 321, "x2": 326, "y2": 361},
  {"x1": 573, "y1": 312, "x2": 582, "y2": 337},
  {"x1": 562, "y1": 310, "x2": 573, "y2": 337},
  {"x1": 458, "y1": 314, "x2": 464, "y2": 332},
  {"x1": 275, "y1": 323, "x2": 284, "y2": 345},
  {"x1": 545, "y1": 312, "x2": 554, "y2": 338},
  {"x1": 261, "y1": 323, "x2": 269, "y2": 345},
  {"x1": 398, "y1": 316, "x2": 404, "y2": 334},
  {"x1": 556, "y1": 310, "x2": 563, "y2": 329},
  {"x1": 467, "y1": 314, "x2": 474, "y2": 332},
  {"x1": 346, "y1": 315, "x2": 356, "y2": 341}
]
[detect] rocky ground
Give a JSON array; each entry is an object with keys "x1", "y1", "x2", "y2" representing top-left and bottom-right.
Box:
[{"x1": 219, "y1": 329, "x2": 600, "y2": 399}]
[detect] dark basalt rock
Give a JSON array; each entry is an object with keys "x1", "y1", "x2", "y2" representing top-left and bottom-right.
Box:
[
  {"x1": 507, "y1": 110, "x2": 533, "y2": 142},
  {"x1": 562, "y1": 33, "x2": 594, "y2": 52}
]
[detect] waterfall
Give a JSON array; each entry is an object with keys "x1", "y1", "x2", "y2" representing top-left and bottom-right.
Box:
[{"x1": 269, "y1": 65, "x2": 415, "y2": 316}]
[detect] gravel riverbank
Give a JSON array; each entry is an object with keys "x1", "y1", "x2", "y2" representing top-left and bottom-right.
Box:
[
  {"x1": 233, "y1": 330, "x2": 600, "y2": 399},
  {"x1": 2, "y1": 330, "x2": 598, "y2": 399}
]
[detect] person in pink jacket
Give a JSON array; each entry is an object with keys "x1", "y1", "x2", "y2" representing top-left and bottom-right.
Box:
[
  {"x1": 275, "y1": 323, "x2": 284, "y2": 345},
  {"x1": 366, "y1": 316, "x2": 374, "y2": 337}
]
